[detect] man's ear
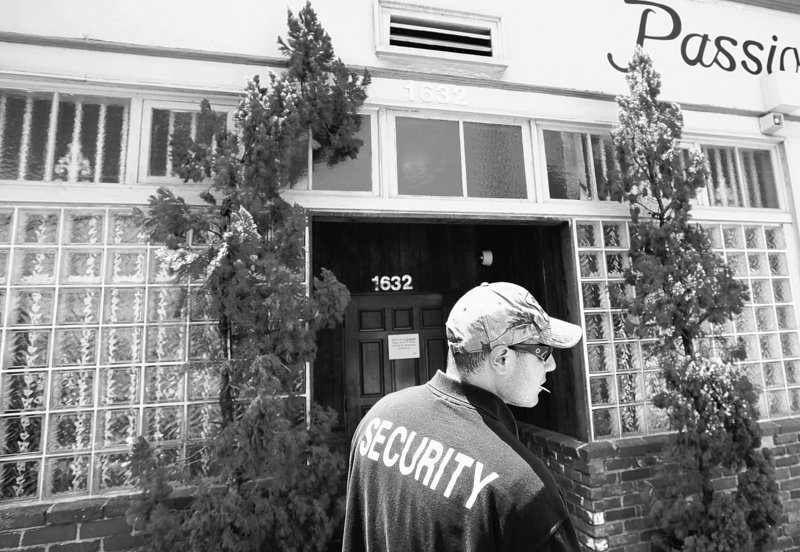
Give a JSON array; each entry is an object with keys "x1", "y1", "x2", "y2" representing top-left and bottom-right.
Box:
[{"x1": 489, "y1": 346, "x2": 514, "y2": 377}]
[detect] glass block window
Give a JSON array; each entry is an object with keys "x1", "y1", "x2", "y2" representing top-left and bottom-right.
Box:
[
  {"x1": 0, "y1": 90, "x2": 129, "y2": 183},
  {"x1": 395, "y1": 117, "x2": 526, "y2": 198},
  {"x1": 148, "y1": 108, "x2": 227, "y2": 179},
  {"x1": 701, "y1": 146, "x2": 779, "y2": 209},
  {"x1": 703, "y1": 223, "x2": 800, "y2": 418},
  {"x1": 575, "y1": 220, "x2": 800, "y2": 440},
  {"x1": 576, "y1": 220, "x2": 665, "y2": 440},
  {"x1": 0, "y1": 206, "x2": 232, "y2": 501}
]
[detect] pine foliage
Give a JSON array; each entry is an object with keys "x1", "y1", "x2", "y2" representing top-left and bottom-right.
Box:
[
  {"x1": 612, "y1": 47, "x2": 781, "y2": 552},
  {"x1": 127, "y1": 3, "x2": 370, "y2": 550}
]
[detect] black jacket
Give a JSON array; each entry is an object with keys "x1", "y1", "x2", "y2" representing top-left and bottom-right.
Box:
[{"x1": 342, "y1": 370, "x2": 581, "y2": 552}]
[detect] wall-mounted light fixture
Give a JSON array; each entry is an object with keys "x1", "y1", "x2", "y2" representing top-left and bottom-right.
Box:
[
  {"x1": 759, "y1": 112, "x2": 784, "y2": 135},
  {"x1": 480, "y1": 250, "x2": 493, "y2": 266}
]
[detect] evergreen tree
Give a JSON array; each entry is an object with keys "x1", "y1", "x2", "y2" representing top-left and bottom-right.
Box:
[
  {"x1": 612, "y1": 47, "x2": 781, "y2": 552},
  {"x1": 126, "y1": 3, "x2": 370, "y2": 550}
]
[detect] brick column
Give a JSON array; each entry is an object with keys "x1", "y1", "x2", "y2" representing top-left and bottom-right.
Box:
[{"x1": 520, "y1": 419, "x2": 800, "y2": 552}]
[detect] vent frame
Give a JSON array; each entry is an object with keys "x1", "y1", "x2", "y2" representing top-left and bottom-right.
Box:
[{"x1": 375, "y1": 1, "x2": 507, "y2": 77}]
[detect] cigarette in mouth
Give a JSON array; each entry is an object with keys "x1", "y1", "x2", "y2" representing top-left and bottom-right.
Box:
[{"x1": 540, "y1": 386, "x2": 551, "y2": 394}]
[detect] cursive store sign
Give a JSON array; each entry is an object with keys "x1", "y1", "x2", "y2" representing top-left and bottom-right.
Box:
[{"x1": 607, "y1": 0, "x2": 800, "y2": 75}]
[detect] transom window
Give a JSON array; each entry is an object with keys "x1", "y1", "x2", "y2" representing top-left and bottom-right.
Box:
[
  {"x1": 145, "y1": 105, "x2": 373, "y2": 192},
  {"x1": 148, "y1": 108, "x2": 224, "y2": 178},
  {"x1": 395, "y1": 117, "x2": 527, "y2": 198},
  {"x1": 143, "y1": 102, "x2": 231, "y2": 184},
  {"x1": 543, "y1": 130, "x2": 621, "y2": 201},
  {"x1": 290, "y1": 114, "x2": 374, "y2": 193},
  {"x1": 701, "y1": 146, "x2": 778, "y2": 208},
  {"x1": 543, "y1": 128, "x2": 781, "y2": 209},
  {"x1": 0, "y1": 90, "x2": 129, "y2": 184}
]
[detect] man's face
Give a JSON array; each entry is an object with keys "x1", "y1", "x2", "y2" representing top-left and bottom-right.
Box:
[{"x1": 497, "y1": 348, "x2": 556, "y2": 408}]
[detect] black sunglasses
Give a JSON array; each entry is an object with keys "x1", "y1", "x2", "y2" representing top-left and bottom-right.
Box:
[{"x1": 509, "y1": 343, "x2": 553, "y2": 362}]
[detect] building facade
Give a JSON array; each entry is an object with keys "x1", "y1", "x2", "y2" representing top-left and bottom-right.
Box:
[{"x1": 2, "y1": 0, "x2": 800, "y2": 550}]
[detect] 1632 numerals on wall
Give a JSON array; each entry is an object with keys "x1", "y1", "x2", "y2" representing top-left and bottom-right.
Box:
[
  {"x1": 371, "y1": 275, "x2": 414, "y2": 291},
  {"x1": 403, "y1": 81, "x2": 467, "y2": 105}
]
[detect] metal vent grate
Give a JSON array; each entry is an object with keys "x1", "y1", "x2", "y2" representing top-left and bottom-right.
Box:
[{"x1": 389, "y1": 15, "x2": 492, "y2": 57}]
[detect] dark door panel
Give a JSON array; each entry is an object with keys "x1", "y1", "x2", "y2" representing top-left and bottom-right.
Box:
[{"x1": 344, "y1": 293, "x2": 446, "y2": 438}]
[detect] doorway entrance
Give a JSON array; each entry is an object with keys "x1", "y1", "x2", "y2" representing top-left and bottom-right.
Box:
[
  {"x1": 343, "y1": 293, "x2": 447, "y2": 436},
  {"x1": 312, "y1": 218, "x2": 588, "y2": 443}
]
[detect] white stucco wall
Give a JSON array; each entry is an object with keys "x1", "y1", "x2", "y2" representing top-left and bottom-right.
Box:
[{"x1": 2, "y1": 0, "x2": 799, "y2": 113}]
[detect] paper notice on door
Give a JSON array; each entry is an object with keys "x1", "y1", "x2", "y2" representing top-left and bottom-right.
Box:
[{"x1": 388, "y1": 333, "x2": 420, "y2": 360}]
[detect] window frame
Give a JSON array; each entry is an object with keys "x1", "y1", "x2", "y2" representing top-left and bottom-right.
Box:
[
  {"x1": 680, "y1": 136, "x2": 786, "y2": 211},
  {"x1": 0, "y1": 78, "x2": 149, "y2": 204},
  {"x1": 386, "y1": 109, "x2": 534, "y2": 201},
  {"x1": 573, "y1": 218, "x2": 800, "y2": 440},
  {"x1": 537, "y1": 122, "x2": 788, "y2": 217},
  {"x1": 537, "y1": 123, "x2": 620, "y2": 203},
  {"x1": 0, "y1": 85, "x2": 135, "y2": 187},
  {"x1": 287, "y1": 107, "x2": 380, "y2": 196},
  {"x1": 137, "y1": 98, "x2": 236, "y2": 187}
]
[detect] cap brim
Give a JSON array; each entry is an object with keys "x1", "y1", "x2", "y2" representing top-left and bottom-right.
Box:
[{"x1": 536, "y1": 317, "x2": 583, "y2": 348}]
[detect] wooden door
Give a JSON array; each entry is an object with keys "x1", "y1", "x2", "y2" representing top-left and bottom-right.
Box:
[{"x1": 344, "y1": 293, "x2": 448, "y2": 437}]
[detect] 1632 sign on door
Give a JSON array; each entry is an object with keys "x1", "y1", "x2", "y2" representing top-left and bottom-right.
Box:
[{"x1": 371, "y1": 274, "x2": 414, "y2": 292}]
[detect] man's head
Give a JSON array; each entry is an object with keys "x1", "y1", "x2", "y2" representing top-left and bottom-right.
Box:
[{"x1": 445, "y1": 282, "x2": 582, "y2": 407}]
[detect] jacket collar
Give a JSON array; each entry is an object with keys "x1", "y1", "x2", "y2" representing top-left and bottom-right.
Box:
[{"x1": 427, "y1": 370, "x2": 519, "y2": 438}]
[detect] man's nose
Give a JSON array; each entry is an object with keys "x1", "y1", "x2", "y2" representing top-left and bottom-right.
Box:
[{"x1": 545, "y1": 356, "x2": 556, "y2": 373}]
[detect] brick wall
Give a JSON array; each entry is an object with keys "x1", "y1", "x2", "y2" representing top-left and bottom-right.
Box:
[
  {"x1": 3, "y1": 419, "x2": 799, "y2": 552},
  {"x1": 520, "y1": 418, "x2": 800, "y2": 552},
  {"x1": 0, "y1": 496, "x2": 148, "y2": 552}
]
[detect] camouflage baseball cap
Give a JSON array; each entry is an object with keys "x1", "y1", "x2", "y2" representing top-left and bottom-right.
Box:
[{"x1": 446, "y1": 282, "x2": 583, "y2": 354}]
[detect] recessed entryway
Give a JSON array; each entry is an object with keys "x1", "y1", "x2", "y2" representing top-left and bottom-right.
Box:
[{"x1": 312, "y1": 218, "x2": 588, "y2": 444}]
